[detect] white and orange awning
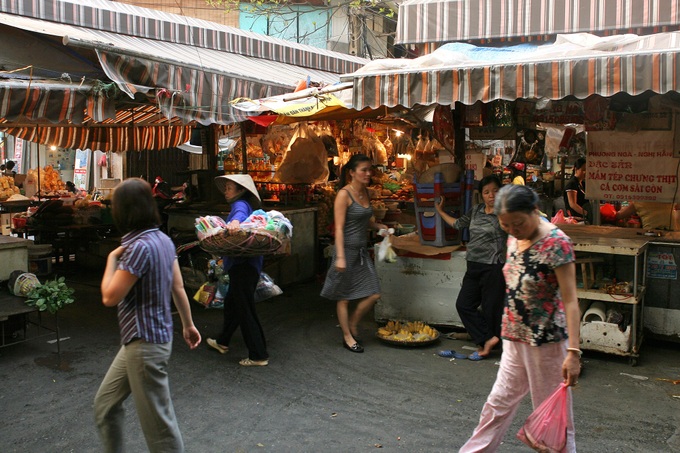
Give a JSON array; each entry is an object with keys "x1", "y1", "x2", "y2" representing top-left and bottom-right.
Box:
[{"x1": 342, "y1": 32, "x2": 680, "y2": 110}]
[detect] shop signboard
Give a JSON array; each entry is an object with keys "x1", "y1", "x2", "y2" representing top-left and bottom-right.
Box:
[
  {"x1": 469, "y1": 126, "x2": 515, "y2": 140},
  {"x1": 465, "y1": 152, "x2": 486, "y2": 180},
  {"x1": 647, "y1": 251, "x2": 677, "y2": 280},
  {"x1": 74, "y1": 149, "x2": 90, "y2": 190},
  {"x1": 586, "y1": 131, "x2": 678, "y2": 203},
  {"x1": 13, "y1": 138, "x2": 23, "y2": 171},
  {"x1": 516, "y1": 99, "x2": 585, "y2": 129}
]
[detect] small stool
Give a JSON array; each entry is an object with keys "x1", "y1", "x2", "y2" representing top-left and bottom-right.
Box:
[{"x1": 575, "y1": 256, "x2": 604, "y2": 290}]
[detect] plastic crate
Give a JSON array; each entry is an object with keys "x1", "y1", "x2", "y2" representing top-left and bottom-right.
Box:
[{"x1": 413, "y1": 172, "x2": 464, "y2": 246}]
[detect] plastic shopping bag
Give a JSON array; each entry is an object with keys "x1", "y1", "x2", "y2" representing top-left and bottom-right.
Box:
[
  {"x1": 550, "y1": 209, "x2": 578, "y2": 225},
  {"x1": 516, "y1": 383, "x2": 569, "y2": 453},
  {"x1": 377, "y1": 228, "x2": 397, "y2": 263},
  {"x1": 254, "y1": 272, "x2": 283, "y2": 303}
]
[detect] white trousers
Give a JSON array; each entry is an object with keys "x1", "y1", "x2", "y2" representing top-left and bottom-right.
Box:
[{"x1": 460, "y1": 339, "x2": 576, "y2": 453}]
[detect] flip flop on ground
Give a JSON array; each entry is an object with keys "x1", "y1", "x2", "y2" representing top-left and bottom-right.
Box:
[{"x1": 438, "y1": 350, "x2": 469, "y2": 359}]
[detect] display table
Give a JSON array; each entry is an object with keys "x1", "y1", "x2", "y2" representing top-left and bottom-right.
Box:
[
  {"x1": 374, "y1": 247, "x2": 467, "y2": 327},
  {"x1": 558, "y1": 225, "x2": 655, "y2": 364},
  {"x1": 0, "y1": 291, "x2": 60, "y2": 357},
  {"x1": 13, "y1": 223, "x2": 116, "y2": 265},
  {"x1": 0, "y1": 235, "x2": 30, "y2": 280}
]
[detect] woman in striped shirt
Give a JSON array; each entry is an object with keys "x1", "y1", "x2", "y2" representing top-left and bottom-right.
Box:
[{"x1": 95, "y1": 178, "x2": 201, "y2": 453}]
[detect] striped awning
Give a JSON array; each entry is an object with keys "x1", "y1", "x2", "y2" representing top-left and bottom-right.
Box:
[
  {"x1": 397, "y1": 0, "x2": 680, "y2": 45},
  {"x1": 0, "y1": 0, "x2": 367, "y2": 150},
  {"x1": 0, "y1": 80, "x2": 191, "y2": 151},
  {"x1": 342, "y1": 32, "x2": 680, "y2": 110},
  {"x1": 0, "y1": 122, "x2": 193, "y2": 153},
  {"x1": 1, "y1": 0, "x2": 366, "y2": 75},
  {"x1": 1, "y1": 11, "x2": 355, "y2": 126}
]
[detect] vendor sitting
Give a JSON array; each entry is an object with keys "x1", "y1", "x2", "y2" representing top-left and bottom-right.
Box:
[
  {"x1": 614, "y1": 201, "x2": 678, "y2": 230},
  {"x1": 563, "y1": 157, "x2": 592, "y2": 223}
]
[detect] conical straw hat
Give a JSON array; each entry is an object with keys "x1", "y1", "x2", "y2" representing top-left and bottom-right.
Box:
[{"x1": 214, "y1": 174, "x2": 261, "y2": 202}]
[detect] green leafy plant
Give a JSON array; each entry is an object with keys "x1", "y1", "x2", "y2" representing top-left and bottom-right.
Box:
[{"x1": 25, "y1": 276, "x2": 75, "y2": 314}]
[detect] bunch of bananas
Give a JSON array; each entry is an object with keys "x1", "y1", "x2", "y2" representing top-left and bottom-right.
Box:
[{"x1": 377, "y1": 320, "x2": 438, "y2": 342}]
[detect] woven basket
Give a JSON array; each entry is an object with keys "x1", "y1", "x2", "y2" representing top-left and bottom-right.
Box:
[{"x1": 199, "y1": 228, "x2": 285, "y2": 257}]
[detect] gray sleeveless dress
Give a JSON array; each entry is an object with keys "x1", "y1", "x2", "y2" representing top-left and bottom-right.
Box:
[{"x1": 320, "y1": 189, "x2": 380, "y2": 300}]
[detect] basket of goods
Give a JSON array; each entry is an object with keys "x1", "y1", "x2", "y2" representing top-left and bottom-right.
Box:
[
  {"x1": 0, "y1": 176, "x2": 21, "y2": 200},
  {"x1": 28, "y1": 165, "x2": 67, "y2": 196},
  {"x1": 371, "y1": 200, "x2": 387, "y2": 221},
  {"x1": 376, "y1": 320, "x2": 440, "y2": 347},
  {"x1": 196, "y1": 210, "x2": 293, "y2": 257}
]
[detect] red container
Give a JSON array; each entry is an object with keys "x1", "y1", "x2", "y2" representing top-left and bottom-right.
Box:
[{"x1": 12, "y1": 216, "x2": 27, "y2": 229}]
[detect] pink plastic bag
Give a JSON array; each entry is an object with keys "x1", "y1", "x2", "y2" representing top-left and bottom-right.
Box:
[
  {"x1": 516, "y1": 383, "x2": 569, "y2": 453},
  {"x1": 550, "y1": 209, "x2": 578, "y2": 225}
]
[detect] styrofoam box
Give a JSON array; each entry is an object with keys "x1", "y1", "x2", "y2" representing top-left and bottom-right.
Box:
[{"x1": 580, "y1": 321, "x2": 632, "y2": 355}]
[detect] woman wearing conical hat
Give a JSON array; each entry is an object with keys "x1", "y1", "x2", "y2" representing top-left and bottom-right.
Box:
[{"x1": 206, "y1": 174, "x2": 269, "y2": 367}]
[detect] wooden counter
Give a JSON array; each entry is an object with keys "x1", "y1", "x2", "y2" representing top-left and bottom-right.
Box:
[
  {"x1": 557, "y1": 224, "x2": 651, "y2": 255},
  {"x1": 559, "y1": 224, "x2": 680, "y2": 245}
]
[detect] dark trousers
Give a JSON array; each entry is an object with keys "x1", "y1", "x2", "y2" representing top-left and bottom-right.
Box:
[
  {"x1": 218, "y1": 263, "x2": 268, "y2": 361},
  {"x1": 456, "y1": 261, "x2": 506, "y2": 346}
]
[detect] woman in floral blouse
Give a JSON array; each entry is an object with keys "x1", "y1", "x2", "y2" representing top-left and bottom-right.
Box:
[{"x1": 460, "y1": 184, "x2": 581, "y2": 453}]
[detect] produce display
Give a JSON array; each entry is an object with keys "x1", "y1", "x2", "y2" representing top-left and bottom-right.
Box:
[
  {"x1": 377, "y1": 320, "x2": 439, "y2": 343},
  {"x1": 314, "y1": 184, "x2": 336, "y2": 236},
  {"x1": 0, "y1": 176, "x2": 21, "y2": 200},
  {"x1": 368, "y1": 168, "x2": 412, "y2": 201},
  {"x1": 27, "y1": 165, "x2": 67, "y2": 195}
]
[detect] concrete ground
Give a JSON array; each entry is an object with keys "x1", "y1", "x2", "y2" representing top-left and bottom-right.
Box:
[{"x1": 1, "y1": 266, "x2": 680, "y2": 453}]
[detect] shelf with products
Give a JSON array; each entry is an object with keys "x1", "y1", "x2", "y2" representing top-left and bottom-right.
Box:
[{"x1": 559, "y1": 224, "x2": 648, "y2": 365}]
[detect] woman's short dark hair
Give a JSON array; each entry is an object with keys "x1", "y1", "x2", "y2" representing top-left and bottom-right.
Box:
[
  {"x1": 339, "y1": 153, "x2": 372, "y2": 187},
  {"x1": 494, "y1": 184, "x2": 539, "y2": 215},
  {"x1": 112, "y1": 178, "x2": 161, "y2": 234},
  {"x1": 478, "y1": 175, "x2": 502, "y2": 193}
]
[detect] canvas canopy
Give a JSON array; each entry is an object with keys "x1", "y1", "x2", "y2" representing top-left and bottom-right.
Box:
[
  {"x1": 0, "y1": 0, "x2": 366, "y2": 151},
  {"x1": 342, "y1": 32, "x2": 680, "y2": 110},
  {"x1": 396, "y1": 0, "x2": 680, "y2": 45}
]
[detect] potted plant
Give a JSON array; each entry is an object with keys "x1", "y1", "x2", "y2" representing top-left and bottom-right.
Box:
[{"x1": 25, "y1": 276, "x2": 75, "y2": 314}]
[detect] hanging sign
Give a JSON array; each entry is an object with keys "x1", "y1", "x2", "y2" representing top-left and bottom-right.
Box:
[
  {"x1": 465, "y1": 152, "x2": 487, "y2": 181},
  {"x1": 13, "y1": 138, "x2": 23, "y2": 171},
  {"x1": 586, "y1": 131, "x2": 679, "y2": 202},
  {"x1": 647, "y1": 251, "x2": 678, "y2": 280}
]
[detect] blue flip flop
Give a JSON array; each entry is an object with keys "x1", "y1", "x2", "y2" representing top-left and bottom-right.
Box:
[
  {"x1": 468, "y1": 351, "x2": 486, "y2": 361},
  {"x1": 438, "y1": 350, "x2": 468, "y2": 359}
]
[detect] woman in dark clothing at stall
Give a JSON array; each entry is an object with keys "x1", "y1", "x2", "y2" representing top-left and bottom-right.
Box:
[
  {"x1": 206, "y1": 174, "x2": 269, "y2": 367},
  {"x1": 563, "y1": 157, "x2": 590, "y2": 222},
  {"x1": 435, "y1": 175, "x2": 507, "y2": 360}
]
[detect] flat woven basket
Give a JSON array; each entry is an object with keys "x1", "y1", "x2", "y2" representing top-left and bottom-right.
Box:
[{"x1": 199, "y1": 228, "x2": 285, "y2": 257}]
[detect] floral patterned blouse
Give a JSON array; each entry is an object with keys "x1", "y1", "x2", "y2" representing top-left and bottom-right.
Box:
[{"x1": 501, "y1": 226, "x2": 575, "y2": 346}]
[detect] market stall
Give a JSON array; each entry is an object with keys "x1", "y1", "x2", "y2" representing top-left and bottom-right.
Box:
[{"x1": 337, "y1": 31, "x2": 680, "y2": 346}]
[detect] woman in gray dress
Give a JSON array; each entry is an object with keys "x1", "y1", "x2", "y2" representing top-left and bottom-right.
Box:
[{"x1": 321, "y1": 154, "x2": 387, "y2": 353}]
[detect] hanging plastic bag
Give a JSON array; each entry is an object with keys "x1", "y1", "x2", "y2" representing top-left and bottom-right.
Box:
[
  {"x1": 273, "y1": 122, "x2": 329, "y2": 184},
  {"x1": 377, "y1": 228, "x2": 397, "y2": 263},
  {"x1": 516, "y1": 383, "x2": 569, "y2": 453},
  {"x1": 254, "y1": 272, "x2": 283, "y2": 302}
]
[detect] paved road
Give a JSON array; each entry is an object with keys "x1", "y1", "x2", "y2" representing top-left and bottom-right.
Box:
[{"x1": 1, "y1": 269, "x2": 679, "y2": 452}]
